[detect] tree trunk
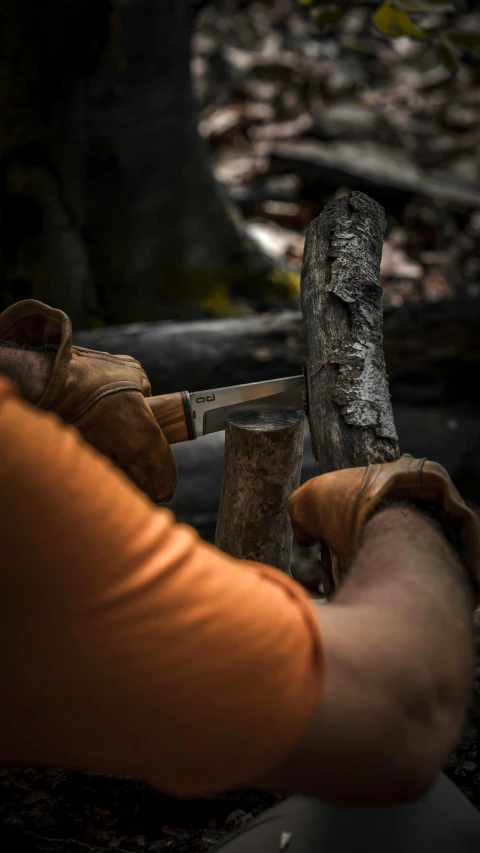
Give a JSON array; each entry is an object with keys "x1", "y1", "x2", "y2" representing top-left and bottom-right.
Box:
[
  {"x1": 0, "y1": 0, "x2": 296, "y2": 328},
  {"x1": 0, "y1": 0, "x2": 103, "y2": 327}
]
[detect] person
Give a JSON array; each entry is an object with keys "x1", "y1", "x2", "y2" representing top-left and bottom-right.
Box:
[{"x1": 0, "y1": 298, "x2": 479, "y2": 853}]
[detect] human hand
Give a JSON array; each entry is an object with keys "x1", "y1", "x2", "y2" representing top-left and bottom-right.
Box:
[
  {"x1": 0, "y1": 299, "x2": 176, "y2": 503},
  {"x1": 288, "y1": 455, "x2": 480, "y2": 595}
]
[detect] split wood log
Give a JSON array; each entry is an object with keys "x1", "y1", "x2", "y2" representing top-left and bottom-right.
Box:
[
  {"x1": 301, "y1": 191, "x2": 400, "y2": 589},
  {"x1": 214, "y1": 411, "x2": 304, "y2": 574}
]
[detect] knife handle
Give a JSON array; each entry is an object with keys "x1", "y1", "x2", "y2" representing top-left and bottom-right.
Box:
[{"x1": 146, "y1": 391, "x2": 196, "y2": 444}]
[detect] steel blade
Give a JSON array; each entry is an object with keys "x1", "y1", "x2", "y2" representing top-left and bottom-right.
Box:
[{"x1": 189, "y1": 375, "x2": 304, "y2": 437}]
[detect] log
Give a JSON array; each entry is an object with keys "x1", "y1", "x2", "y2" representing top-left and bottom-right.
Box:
[
  {"x1": 300, "y1": 191, "x2": 399, "y2": 589},
  {"x1": 214, "y1": 411, "x2": 304, "y2": 574},
  {"x1": 72, "y1": 296, "x2": 480, "y2": 407},
  {"x1": 73, "y1": 311, "x2": 304, "y2": 396},
  {"x1": 301, "y1": 191, "x2": 400, "y2": 473}
]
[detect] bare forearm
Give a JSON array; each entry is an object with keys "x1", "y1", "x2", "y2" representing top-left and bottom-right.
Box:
[
  {"x1": 253, "y1": 489, "x2": 477, "y2": 805},
  {"x1": 283, "y1": 504, "x2": 475, "y2": 805},
  {"x1": 341, "y1": 501, "x2": 474, "y2": 614},
  {"x1": 334, "y1": 503, "x2": 474, "y2": 778},
  {"x1": 339, "y1": 502, "x2": 474, "y2": 679}
]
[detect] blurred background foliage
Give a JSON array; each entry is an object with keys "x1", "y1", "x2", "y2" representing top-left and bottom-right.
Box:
[{"x1": 300, "y1": 0, "x2": 480, "y2": 72}]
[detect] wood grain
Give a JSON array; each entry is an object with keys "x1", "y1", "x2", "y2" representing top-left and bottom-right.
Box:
[
  {"x1": 215, "y1": 411, "x2": 304, "y2": 574},
  {"x1": 147, "y1": 392, "x2": 192, "y2": 444},
  {"x1": 301, "y1": 191, "x2": 400, "y2": 473},
  {"x1": 300, "y1": 191, "x2": 400, "y2": 590}
]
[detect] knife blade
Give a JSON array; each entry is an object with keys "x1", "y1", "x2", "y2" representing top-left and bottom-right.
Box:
[{"x1": 146, "y1": 375, "x2": 305, "y2": 444}]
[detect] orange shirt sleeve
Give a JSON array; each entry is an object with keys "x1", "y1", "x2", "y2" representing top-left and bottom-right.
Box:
[{"x1": 0, "y1": 374, "x2": 325, "y2": 797}]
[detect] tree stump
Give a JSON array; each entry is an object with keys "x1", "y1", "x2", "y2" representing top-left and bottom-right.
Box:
[
  {"x1": 215, "y1": 411, "x2": 304, "y2": 574},
  {"x1": 301, "y1": 191, "x2": 401, "y2": 591}
]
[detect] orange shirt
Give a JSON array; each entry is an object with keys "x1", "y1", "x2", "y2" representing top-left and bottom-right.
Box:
[{"x1": 0, "y1": 374, "x2": 325, "y2": 797}]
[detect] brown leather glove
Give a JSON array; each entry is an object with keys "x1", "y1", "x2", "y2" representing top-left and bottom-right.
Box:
[
  {"x1": 288, "y1": 455, "x2": 480, "y2": 605},
  {"x1": 0, "y1": 299, "x2": 177, "y2": 504}
]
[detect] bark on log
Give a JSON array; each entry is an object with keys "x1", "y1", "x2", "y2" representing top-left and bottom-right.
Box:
[
  {"x1": 300, "y1": 191, "x2": 399, "y2": 590},
  {"x1": 301, "y1": 191, "x2": 400, "y2": 473},
  {"x1": 214, "y1": 412, "x2": 304, "y2": 574}
]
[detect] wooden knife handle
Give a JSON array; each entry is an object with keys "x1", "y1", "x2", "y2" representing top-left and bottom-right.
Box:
[{"x1": 146, "y1": 391, "x2": 195, "y2": 444}]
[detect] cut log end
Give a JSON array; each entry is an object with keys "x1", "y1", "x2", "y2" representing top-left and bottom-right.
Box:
[{"x1": 223, "y1": 410, "x2": 303, "y2": 432}]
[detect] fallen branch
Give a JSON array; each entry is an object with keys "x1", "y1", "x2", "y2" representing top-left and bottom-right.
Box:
[{"x1": 270, "y1": 139, "x2": 480, "y2": 210}]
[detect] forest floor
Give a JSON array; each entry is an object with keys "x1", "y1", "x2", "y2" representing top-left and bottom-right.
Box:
[
  {"x1": 194, "y1": 0, "x2": 480, "y2": 308},
  {"x1": 1, "y1": 1, "x2": 480, "y2": 851}
]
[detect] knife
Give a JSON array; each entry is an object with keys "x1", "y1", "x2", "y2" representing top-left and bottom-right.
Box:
[{"x1": 146, "y1": 375, "x2": 305, "y2": 444}]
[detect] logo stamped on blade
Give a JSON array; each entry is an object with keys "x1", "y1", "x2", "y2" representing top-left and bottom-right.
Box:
[{"x1": 193, "y1": 393, "x2": 216, "y2": 404}]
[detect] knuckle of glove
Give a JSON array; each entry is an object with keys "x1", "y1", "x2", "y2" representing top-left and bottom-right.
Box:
[
  {"x1": 61, "y1": 349, "x2": 177, "y2": 504},
  {"x1": 289, "y1": 455, "x2": 480, "y2": 602},
  {"x1": 0, "y1": 299, "x2": 176, "y2": 504},
  {"x1": 356, "y1": 454, "x2": 480, "y2": 602},
  {"x1": 288, "y1": 467, "x2": 367, "y2": 563}
]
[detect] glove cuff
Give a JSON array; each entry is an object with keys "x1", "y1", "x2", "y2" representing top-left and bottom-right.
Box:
[
  {"x1": 0, "y1": 299, "x2": 72, "y2": 409},
  {"x1": 359, "y1": 456, "x2": 480, "y2": 608}
]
